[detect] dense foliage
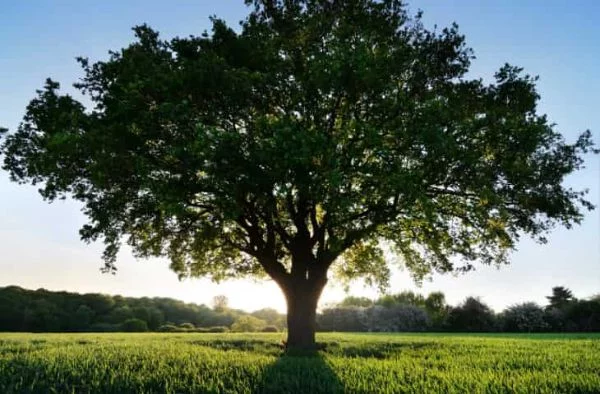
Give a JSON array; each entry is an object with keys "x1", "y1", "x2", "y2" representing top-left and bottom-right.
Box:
[
  {"x1": 1, "y1": 285, "x2": 597, "y2": 333},
  {"x1": 1, "y1": 0, "x2": 596, "y2": 349},
  {"x1": 0, "y1": 332, "x2": 599, "y2": 393},
  {"x1": 0, "y1": 286, "x2": 285, "y2": 333},
  {"x1": 318, "y1": 287, "x2": 600, "y2": 333}
]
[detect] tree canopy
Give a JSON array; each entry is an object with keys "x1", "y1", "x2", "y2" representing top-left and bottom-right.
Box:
[
  {"x1": 0, "y1": 0, "x2": 596, "y2": 349},
  {"x1": 546, "y1": 286, "x2": 576, "y2": 309}
]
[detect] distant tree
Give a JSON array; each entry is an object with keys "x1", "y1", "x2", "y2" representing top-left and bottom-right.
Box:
[
  {"x1": 374, "y1": 291, "x2": 429, "y2": 310},
  {"x1": 374, "y1": 295, "x2": 398, "y2": 309},
  {"x1": 398, "y1": 291, "x2": 426, "y2": 307},
  {"x1": 543, "y1": 307, "x2": 567, "y2": 332},
  {"x1": 81, "y1": 294, "x2": 115, "y2": 316},
  {"x1": 250, "y1": 307, "x2": 279, "y2": 322},
  {"x1": 207, "y1": 326, "x2": 229, "y2": 333},
  {"x1": 0, "y1": 286, "x2": 270, "y2": 332},
  {"x1": 108, "y1": 306, "x2": 134, "y2": 324},
  {"x1": 366, "y1": 304, "x2": 430, "y2": 332},
  {"x1": 564, "y1": 299, "x2": 600, "y2": 332},
  {"x1": 212, "y1": 295, "x2": 229, "y2": 312},
  {"x1": 251, "y1": 308, "x2": 286, "y2": 329},
  {"x1": 448, "y1": 297, "x2": 496, "y2": 332},
  {"x1": 1, "y1": 0, "x2": 595, "y2": 350},
  {"x1": 23, "y1": 299, "x2": 61, "y2": 332},
  {"x1": 72, "y1": 305, "x2": 95, "y2": 331},
  {"x1": 0, "y1": 290, "x2": 25, "y2": 331},
  {"x1": 546, "y1": 286, "x2": 575, "y2": 309},
  {"x1": 317, "y1": 307, "x2": 367, "y2": 332},
  {"x1": 179, "y1": 322, "x2": 196, "y2": 331},
  {"x1": 231, "y1": 315, "x2": 267, "y2": 332},
  {"x1": 424, "y1": 292, "x2": 449, "y2": 330},
  {"x1": 338, "y1": 296, "x2": 374, "y2": 308},
  {"x1": 121, "y1": 318, "x2": 149, "y2": 332},
  {"x1": 424, "y1": 292, "x2": 445, "y2": 310},
  {"x1": 375, "y1": 291, "x2": 425, "y2": 308},
  {"x1": 390, "y1": 304, "x2": 431, "y2": 332},
  {"x1": 500, "y1": 302, "x2": 547, "y2": 332},
  {"x1": 157, "y1": 299, "x2": 206, "y2": 325},
  {"x1": 543, "y1": 287, "x2": 577, "y2": 332},
  {"x1": 157, "y1": 324, "x2": 181, "y2": 332},
  {"x1": 145, "y1": 307, "x2": 165, "y2": 330},
  {"x1": 204, "y1": 311, "x2": 236, "y2": 328},
  {"x1": 132, "y1": 306, "x2": 150, "y2": 323}
]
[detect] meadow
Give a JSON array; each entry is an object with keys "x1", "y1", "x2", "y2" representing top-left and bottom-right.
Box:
[{"x1": 0, "y1": 332, "x2": 599, "y2": 393}]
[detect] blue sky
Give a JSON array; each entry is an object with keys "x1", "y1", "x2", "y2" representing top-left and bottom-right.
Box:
[{"x1": 1, "y1": 0, "x2": 598, "y2": 312}]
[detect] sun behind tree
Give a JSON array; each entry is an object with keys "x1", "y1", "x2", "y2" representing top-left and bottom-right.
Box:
[{"x1": 0, "y1": 0, "x2": 596, "y2": 350}]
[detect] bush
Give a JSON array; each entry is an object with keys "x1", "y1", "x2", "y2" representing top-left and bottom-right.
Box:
[
  {"x1": 121, "y1": 318, "x2": 149, "y2": 332},
  {"x1": 179, "y1": 322, "x2": 195, "y2": 331},
  {"x1": 157, "y1": 324, "x2": 219, "y2": 333},
  {"x1": 206, "y1": 326, "x2": 229, "y2": 333},
  {"x1": 157, "y1": 324, "x2": 182, "y2": 332},
  {"x1": 231, "y1": 316, "x2": 267, "y2": 332},
  {"x1": 261, "y1": 325, "x2": 279, "y2": 332}
]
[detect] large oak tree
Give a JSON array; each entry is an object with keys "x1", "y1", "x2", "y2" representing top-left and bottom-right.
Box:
[{"x1": 1, "y1": 0, "x2": 596, "y2": 349}]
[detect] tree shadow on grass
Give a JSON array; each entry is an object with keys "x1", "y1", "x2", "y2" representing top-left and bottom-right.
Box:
[
  {"x1": 254, "y1": 352, "x2": 344, "y2": 394},
  {"x1": 188, "y1": 338, "x2": 283, "y2": 356},
  {"x1": 191, "y1": 338, "x2": 440, "y2": 393},
  {"x1": 321, "y1": 340, "x2": 440, "y2": 359},
  {"x1": 188, "y1": 338, "x2": 344, "y2": 393}
]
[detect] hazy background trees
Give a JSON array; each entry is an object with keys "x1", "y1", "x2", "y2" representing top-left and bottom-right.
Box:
[
  {"x1": 317, "y1": 287, "x2": 599, "y2": 333},
  {"x1": 0, "y1": 286, "x2": 282, "y2": 333},
  {"x1": 0, "y1": 285, "x2": 597, "y2": 333}
]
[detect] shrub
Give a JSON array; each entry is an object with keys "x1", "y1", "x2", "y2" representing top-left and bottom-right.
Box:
[
  {"x1": 231, "y1": 316, "x2": 267, "y2": 332},
  {"x1": 261, "y1": 325, "x2": 279, "y2": 332},
  {"x1": 121, "y1": 318, "x2": 149, "y2": 332},
  {"x1": 179, "y1": 322, "x2": 195, "y2": 331},
  {"x1": 206, "y1": 326, "x2": 229, "y2": 333},
  {"x1": 157, "y1": 324, "x2": 182, "y2": 332}
]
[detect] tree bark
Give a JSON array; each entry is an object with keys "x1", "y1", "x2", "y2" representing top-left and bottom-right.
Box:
[{"x1": 283, "y1": 275, "x2": 327, "y2": 351}]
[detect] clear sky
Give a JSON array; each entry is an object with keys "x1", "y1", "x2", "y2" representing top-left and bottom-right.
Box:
[{"x1": 1, "y1": 0, "x2": 598, "y2": 313}]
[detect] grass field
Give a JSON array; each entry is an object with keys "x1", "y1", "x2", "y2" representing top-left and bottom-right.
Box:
[{"x1": 1, "y1": 332, "x2": 599, "y2": 393}]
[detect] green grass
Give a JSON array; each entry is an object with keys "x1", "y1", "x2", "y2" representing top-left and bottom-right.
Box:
[{"x1": 1, "y1": 332, "x2": 599, "y2": 393}]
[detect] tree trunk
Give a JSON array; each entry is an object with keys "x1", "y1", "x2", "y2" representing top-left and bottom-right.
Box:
[{"x1": 283, "y1": 277, "x2": 327, "y2": 351}]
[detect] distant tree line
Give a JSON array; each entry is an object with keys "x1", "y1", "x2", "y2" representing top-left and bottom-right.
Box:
[
  {"x1": 0, "y1": 285, "x2": 597, "y2": 333},
  {"x1": 317, "y1": 287, "x2": 600, "y2": 333},
  {"x1": 0, "y1": 286, "x2": 285, "y2": 333}
]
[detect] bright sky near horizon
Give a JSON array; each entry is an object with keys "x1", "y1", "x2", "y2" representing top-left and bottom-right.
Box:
[{"x1": 1, "y1": 0, "x2": 598, "y2": 313}]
